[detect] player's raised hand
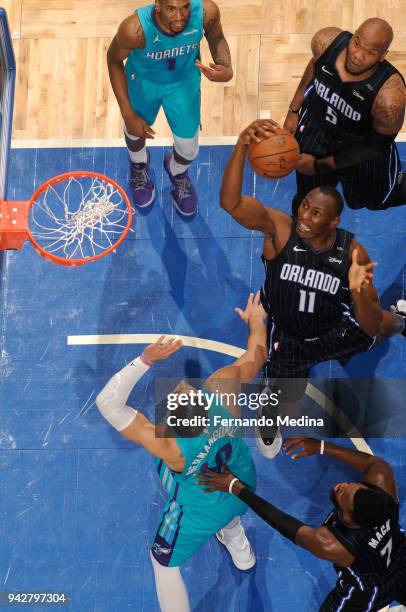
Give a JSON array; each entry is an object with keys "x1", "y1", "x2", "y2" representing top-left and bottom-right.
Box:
[
  {"x1": 124, "y1": 112, "x2": 156, "y2": 139},
  {"x1": 348, "y1": 248, "x2": 378, "y2": 293},
  {"x1": 142, "y1": 336, "x2": 183, "y2": 364},
  {"x1": 195, "y1": 59, "x2": 233, "y2": 82},
  {"x1": 284, "y1": 437, "x2": 321, "y2": 459},
  {"x1": 238, "y1": 119, "x2": 280, "y2": 145},
  {"x1": 235, "y1": 291, "x2": 267, "y2": 325},
  {"x1": 195, "y1": 464, "x2": 234, "y2": 493}
]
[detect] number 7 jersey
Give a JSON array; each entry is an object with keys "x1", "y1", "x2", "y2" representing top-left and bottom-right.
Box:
[
  {"x1": 126, "y1": 0, "x2": 203, "y2": 84},
  {"x1": 260, "y1": 219, "x2": 354, "y2": 338}
]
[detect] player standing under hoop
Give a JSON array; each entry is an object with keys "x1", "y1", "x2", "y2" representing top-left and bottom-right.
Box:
[
  {"x1": 284, "y1": 18, "x2": 406, "y2": 213},
  {"x1": 107, "y1": 0, "x2": 232, "y2": 216}
]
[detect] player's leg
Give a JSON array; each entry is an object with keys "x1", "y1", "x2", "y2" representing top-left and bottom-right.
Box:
[
  {"x1": 376, "y1": 301, "x2": 406, "y2": 339},
  {"x1": 162, "y1": 74, "x2": 201, "y2": 216},
  {"x1": 340, "y1": 144, "x2": 402, "y2": 210},
  {"x1": 257, "y1": 327, "x2": 309, "y2": 458},
  {"x1": 126, "y1": 78, "x2": 162, "y2": 208},
  {"x1": 150, "y1": 552, "x2": 191, "y2": 612},
  {"x1": 216, "y1": 516, "x2": 256, "y2": 570}
]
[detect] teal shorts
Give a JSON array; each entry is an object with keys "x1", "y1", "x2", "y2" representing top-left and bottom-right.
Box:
[
  {"x1": 126, "y1": 72, "x2": 201, "y2": 138},
  {"x1": 151, "y1": 493, "x2": 250, "y2": 567}
]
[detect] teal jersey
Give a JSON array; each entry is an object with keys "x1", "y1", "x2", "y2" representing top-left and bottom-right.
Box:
[
  {"x1": 126, "y1": 0, "x2": 204, "y2": 84},
  {"x1": 156, "y1": 394, "x2": 256, "y2": 509}
]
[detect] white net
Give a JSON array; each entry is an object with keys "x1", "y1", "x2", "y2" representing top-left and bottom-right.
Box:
[{"x1": 29, "y1": 175, "x2": 132, "y2": 261}]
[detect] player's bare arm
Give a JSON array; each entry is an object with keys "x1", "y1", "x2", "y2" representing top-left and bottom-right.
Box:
[
  {"x1": 372, "y1": 73, "x2": 406, "y2": 136},
  {"x1": 220, "y1": 120, "x2": 291, "y2": 235},
  {"x1": 286, "y1": 437, "x2": 398, "y2": 501},
  {"x1": 205, "y1": 292, "x2": 268, "y2": 416},
  {"x1": 284, "y1": 27, "x2": 341, "y2": 134},
  {"x1": 195, "y1": 0, "x2": 232, "y2": 82},
  {"x1": 107, "y1": 15, "x2": 156, "y2": 139}
]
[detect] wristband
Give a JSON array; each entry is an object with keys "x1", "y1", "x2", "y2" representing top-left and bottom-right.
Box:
[
  {"x1": 288, "y1": 107, "x2": 300, "y2": 114},
  {"x1": 229, "y1": 478, "x2": 239, "y2": 494},
  {"x1": 320, "y1": 440, "x2": 325, "y2": 455}
]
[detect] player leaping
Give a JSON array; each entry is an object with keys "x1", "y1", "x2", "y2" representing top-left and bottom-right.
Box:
[
  {"x1": 284, "y1": 18, "x2": 406, "y2": 213},
  {"x1": 108, "y1": 0, "x2": 232, "y2": 216}
]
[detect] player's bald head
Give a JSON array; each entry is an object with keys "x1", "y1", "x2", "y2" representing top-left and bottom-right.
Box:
[
  {"x1": 357, "y1": 18, "x2": 393, "y2": 51},
  {"x1": 307, "y1": 186, "x2": 344, "y2": 218}
]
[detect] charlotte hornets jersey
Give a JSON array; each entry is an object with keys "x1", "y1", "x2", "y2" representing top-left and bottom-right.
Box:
[
  {"x1": 125, "y1": 1, "x2": 203, "y2": 84},
  {"x1": 302, "y1": 31, "x2": 403, "y2": 153},
  {"x1": 260, "y1": 220, "x2": 354, "y2": 338},
  {"x1": 323, "y1": 484, "x2": 406, "y2": 586},
  {"x1": 156, "y1": 393, "x2": 256, "y2": 509}
]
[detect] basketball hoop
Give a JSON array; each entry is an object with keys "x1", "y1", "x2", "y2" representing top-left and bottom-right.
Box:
[{"x1": 0, "y1": 171, "x2": 133, "y2": 266}]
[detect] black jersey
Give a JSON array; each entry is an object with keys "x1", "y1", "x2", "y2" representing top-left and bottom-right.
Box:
[
  {"x1": 302, "y1": 31, "x2": 403, "y2": 154},
  {"x1": 260, "y1": 219, "x2": 354, "y2": 338},
  {"x1": 324, "y1": 484, "x2": 406, "y2": 587}
]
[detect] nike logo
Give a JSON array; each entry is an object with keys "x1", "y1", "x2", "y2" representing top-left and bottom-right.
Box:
[
  {"x1": 293, "y1": 246, "x2": 306, "y2": 252},
  {"x1": 183, "y1": 28, "x2": 198, "y2": 35},
  {"x1": 321, "y1": 65, "x2": 333, "y2": 76},
  {"x1": 153, "y1": 35, "x2": 160, "y2": 43},
  {"x1": 352, "y1": 89, "x2": 365, "y2": 101}
]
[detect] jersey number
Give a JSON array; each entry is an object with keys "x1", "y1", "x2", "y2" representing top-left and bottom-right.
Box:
[
  {"x1": 380, "y1": 537, "x2": 393, "y2": 568},
  {"x1": 299, "y1": 290, "x2": 316, "y2": 313},
  {"x1": 325, "y1": 105, "x2": 338, "y2": 125},
  {"x1": 167, "y1": 58, "x2": 176, "y2": 71}
]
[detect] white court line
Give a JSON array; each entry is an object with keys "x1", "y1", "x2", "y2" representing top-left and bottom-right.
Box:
[
  {"x1": 11, "y1": 133, "x2": 406, "y2": 148},
  {"x1": 67, "y1": 333, "x2": 372, "y2": 454}
]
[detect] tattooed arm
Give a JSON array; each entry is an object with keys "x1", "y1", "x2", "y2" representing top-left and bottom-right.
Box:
[
  {"x1": 107, "y1": 15, "x2": 155, "y2": 139},
  {"x1": 196, "y1": 0, "x2": 233, "y2": 82},
  {"x1": 372, "y1": 73, "x2": 406, "y2": 136},
  {"x1": 284, "y1": 27, "x2": 341, "y2": 133}
]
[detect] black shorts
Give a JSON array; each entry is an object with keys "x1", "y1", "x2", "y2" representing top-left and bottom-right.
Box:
[
  {"x1": 293, "y1": 116, "x2": 401, "y2": 211},
  {"x1": 263, "y1": 317, "x2": 375, "y2": 379}
]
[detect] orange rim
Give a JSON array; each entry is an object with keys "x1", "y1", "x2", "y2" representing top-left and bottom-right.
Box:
[{"x1": 26, "y1": 170, "x2": 133, "y2": 266}]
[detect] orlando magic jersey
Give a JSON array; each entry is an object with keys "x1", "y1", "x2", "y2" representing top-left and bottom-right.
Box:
[
  {"x1": 260, "y1": 220, "x2": 354, "y2": 338},
  {"x1": 324, "y1": 484, "x2": 406, "y2": 586},
  {"x1": 302, "y1": 31, "x2": 402, "y2": 154},
  {"x1": 125, "y1": 0, "x2": 203, "y2": 84}
]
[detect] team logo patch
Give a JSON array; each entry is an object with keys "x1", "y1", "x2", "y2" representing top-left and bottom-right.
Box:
[
  {"x1": 153, "y1": 34, "x2": 161, "y2": 44},
  {"x1": 328, "y1": 256, "x2": 342, "y2": 264},
  {"x1": 152, "y1": 542, "x2": 172, "y2": 556}
]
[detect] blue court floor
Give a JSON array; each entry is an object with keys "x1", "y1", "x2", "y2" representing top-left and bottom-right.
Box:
[{"x1": 0, "y1": 144, "x2": 405, "y2": 611}]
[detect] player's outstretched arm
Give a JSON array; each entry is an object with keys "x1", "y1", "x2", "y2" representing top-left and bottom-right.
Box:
[
  {"x1": 284, "y1": 27, "x2": 341, "y2": 134},
  {"x1": 96, "y1": 336, "x2": 182, "y2": 461},
  {"x1": 196, "y1": 0, "x2": 232, "y2": 82},
  {"x1": 348, "y1": 244, "x2": 382, "y2": 337},
  {"x1": 196, "y1": 465, "x2": 354, "y2": 565},
  {"x1": 205, "y1": 292, "x2": 268, "y2": 414},
  {"x1": 284, "y1": 438, "x2": 398, "y2": 501},
  {"x1": 220, "y1": 120, "x2": 290, "y2": 233},
  {"x1": 107, "y1": 15, "x2": 155, "y2": 139}
]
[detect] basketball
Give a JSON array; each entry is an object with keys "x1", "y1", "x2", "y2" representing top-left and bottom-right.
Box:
[{"x1": 248, "y1": 129, "x2": 300, "y2": 179}]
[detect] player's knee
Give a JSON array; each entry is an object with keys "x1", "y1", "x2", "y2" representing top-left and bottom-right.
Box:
[{"x1": 173, "y1": 131, "x2": 199, "y2": 163}]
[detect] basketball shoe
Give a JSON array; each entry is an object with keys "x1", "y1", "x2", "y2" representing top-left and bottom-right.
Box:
[
  {"x1": 164, "y1": 154, "x2": 197, "y2": 216},
  {"x1": 390, "y1": 299, "x2": 406, "y2": 337},
  {"x1": 129, "y1": 151, "x2": 155, "y2": 208},
  {"x1": 216, "y1": 519, "x2": 256, "y2": 570}
]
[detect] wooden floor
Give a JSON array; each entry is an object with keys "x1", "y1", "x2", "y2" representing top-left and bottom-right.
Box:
[{"x1": 5, "y1": 0, "x2": 406, "y2": 141}]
